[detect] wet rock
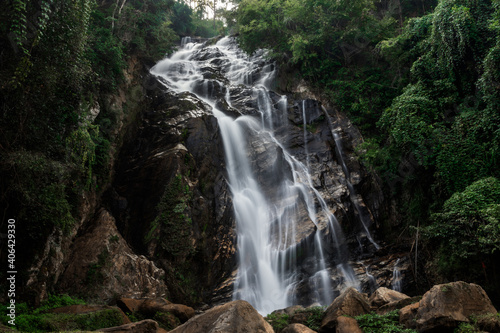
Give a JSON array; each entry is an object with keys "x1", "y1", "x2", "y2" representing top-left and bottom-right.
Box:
[
  {"x1": 320, "y1": 288, "x2": 371, "y2": 332},
  {"x1": 111, "y1": 75, "x2": 236, "y2": 304},
  {"x1": 282, "y1": 323, "x2": 317, "y2": 333},
  {"x1": 369, "y1": 287, "x2": 409, "y2": 308},
  {"x1": 336, "y1": 316, "x2": 363, "y2": 333},
  {"x1": 169, "y1": 300, "x2": 274, "y2": 333}
]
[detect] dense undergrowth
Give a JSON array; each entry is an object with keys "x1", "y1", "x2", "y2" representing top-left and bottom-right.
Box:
[{"x1": 0, "y1": 294, "x2": 124, "y2": 332}]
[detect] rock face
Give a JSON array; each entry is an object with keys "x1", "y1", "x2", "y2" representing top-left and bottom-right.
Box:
[
  {"x1": 169, "y1": 300, "x2": 274, "y2": 333},
  {"x1": 58, "y1": 209, "x2": 167, "y2": 301},
  {"x1": 400, "y1": 281, "x2": 499, "y2": 332},
  {"x1": 320, "y1": 287, "x2": 371, "y2": 332},
  {"x1": 109, "y1": 75, "x2": 236, "y2": 304}
]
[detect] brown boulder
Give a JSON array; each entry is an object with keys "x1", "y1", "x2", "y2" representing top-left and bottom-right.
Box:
[
  {"x1": 320, "y1": 288, "x2": 371, "y2": 332},
  {"x1": 400, "y1": 281, "x2": 499, "y2": 332},
  {"x1": 169, "y1": 300, "x2": 274, "y2": 333},
  {"x1": 139, "y1": 300, "x2": 195, "y2": 323},
  {"x1": 98, "y1": 319, "x2": 161, "y2": 332},
  {"x1": 377, "y1": 296, "x2": 421, "y2": 315},
  {"x1": 369, "y1": 287, "x2": 409, "y2": 308},
  {"x1": 336, "y1": 316, "x2": 362, "y2": 333},
  {"x1": 117, "y1": 298, "x2": 149, "y2": 314},
  {"x1": 282, "y1": 323, "x2": 317, "y2": 333},
  {"x1": 399, "y1": 302, "x2": 419, "y2": 330}
]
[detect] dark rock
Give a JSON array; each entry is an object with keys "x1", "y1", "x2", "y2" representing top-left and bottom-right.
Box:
[{"x1": 377, "y1": 296, "x2": 421, "y2": 315}]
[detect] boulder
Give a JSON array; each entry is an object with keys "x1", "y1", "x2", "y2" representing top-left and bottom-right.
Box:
[
  {"x1": 139, "y1": 300, "x2": 195, "y2": 323},
  {"x1": 399, "y1": 302, "x2": 419, "y2": 330},
  {"x1": 369, "y1": 287, "x2": 409, "y2": 308},
  {"x1": 400, "y1": 281, "x2": 499, "y2": 332},
  {"x1": 169, "y1": 300, "x2": 274, "y2": 333},
  {"x1": 320, "y1": 288, "x2": 371, "y2": 332},
  {"x1": 377, "y1": 296, "x2": 421, "y2": 315},
  {"x1": 336, "y1": 316, "x2": 363, "y2": 333},
  {"x1": 282, "y1": 323, "x2": 317, "y2": 333},
  {"x1": 98, "y1": 319, "x2": 162, "y2": 332},
  {"x1": 117, "y1": 297, "x2": 150, "y2": 314}
]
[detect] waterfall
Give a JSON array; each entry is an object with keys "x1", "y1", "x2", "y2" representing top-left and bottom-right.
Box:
[
  {"x1": 364, "y1": 265, "x2": 378, "y2": 293},
  {"x1": 392, "y1": 258, "x2": 402, "y2": 292},
  {"x1": 151, "y1": 37, "x2": 367, "y2": 314},
  {"x1": 323, "y1": 108, "x2": 379, "y2": 250}
]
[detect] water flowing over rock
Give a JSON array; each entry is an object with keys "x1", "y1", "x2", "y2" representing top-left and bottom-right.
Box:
[{"x1": 148, "y1": 36, "x2": 389, "y2": 314}]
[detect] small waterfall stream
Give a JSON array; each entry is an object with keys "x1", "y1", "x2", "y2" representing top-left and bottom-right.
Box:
[{"x1": 151, "y1": 37, "x2": 378, "y2": 314}]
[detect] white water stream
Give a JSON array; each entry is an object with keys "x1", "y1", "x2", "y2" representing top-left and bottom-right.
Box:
[{"x1": 151, "y1": 37, "x2": 369, "y2": 314}]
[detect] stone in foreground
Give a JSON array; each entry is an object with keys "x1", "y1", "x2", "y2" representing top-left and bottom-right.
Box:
[
  {"x1": 400, "y1": 281, "x2": 499, "y2": 332},
  {"x1": 282, "y1": 323, "x2": 317, "y2": 333},
  {"x1": 320, "y1": 287, "x2": 371, "y2": 332},
  {"x1": 336, "y1": 316, "x2": 363, "y2": 333},
  {"x1": 369, "y1": 287, "x2": 409, "y2": 308},
  {"x1": 169, "y1": 300, "x2": 274, "y2": 333}
]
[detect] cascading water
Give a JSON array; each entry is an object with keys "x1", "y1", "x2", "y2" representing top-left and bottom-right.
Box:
[
  {"x1": 151, "y1": 37, "x2": 369, "y2": 314},
  {"x1": 392, "y1": 258, "x2": 402, "y2": 292},
  {"x1": 323, "y1": 109, "x2": 379, "y2": 251}
]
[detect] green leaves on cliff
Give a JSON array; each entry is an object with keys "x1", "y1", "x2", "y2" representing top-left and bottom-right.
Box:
[{"x1": 423, "y1": 177, "x2": 500, "y2": 282}]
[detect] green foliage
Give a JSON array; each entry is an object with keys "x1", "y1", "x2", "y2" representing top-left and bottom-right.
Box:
[
  {"x1": 3, "y1": 151, "x2": 75, "y2": 234},
  {"x1": 146, "y1": 174, "x2": 193, "y2": 258},
  {"x1": 171, "y1": 1, "x2": 194, "y2": 35},
  {"x1": 265, "y1": 312, "x2": 290, "y2": 332},
  {"x1": 265, "y1": 306, "x2": 325, "y2": 332},
  {"x1": 423, "y1": 177, "x2": 500, "y2": 281},
  {"x1": 299, "y1": 306, "x2": 324, "y2": 331},
  {"x1": 0, "y1": 294, "x2": 117, "y2": 332},
  {"x1": 355, "y1": 311, "x2": 417, "y2": 332},
  {"x1": 66, "y1": 123, "x2": 98, "y2": 190}
]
